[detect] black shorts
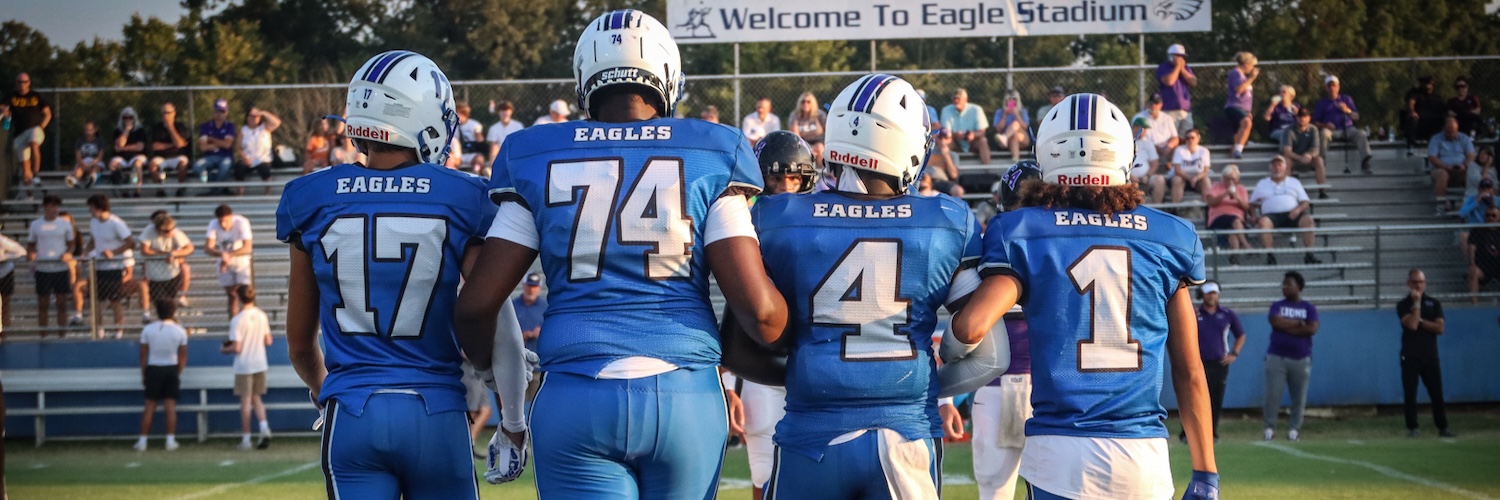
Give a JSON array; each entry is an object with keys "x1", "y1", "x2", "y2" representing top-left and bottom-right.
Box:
[
  {"x1": 0, "y1": 270, "x2": 13, "y2": 296},
  {"x1": 1266, "y1": 211, "x2": 1309, "y2": 229},
  {"x1": 143, "y1": 365, "x2": 181, "y2": 400},
  {"x1": 35, "y1": 270, "x2": 71, "y2": 296},
  {"x1": 148, "y1": 277, "x2": 182, "y2": 303},
  {"x1": 1208, "y1": 214, "x2": 1241, "y2": 246},
  {"x1": 1224, "y1": 106, "x2": 1250, "y2": 124},
  {"x1": 234, "y1": 162, "x2": 272, "y2": 181},
  {"x1": 95, "y1": 269, "x2": 126, "y2": 301}
]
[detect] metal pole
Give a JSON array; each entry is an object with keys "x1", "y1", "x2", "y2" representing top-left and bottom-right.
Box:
[
  {"x1": 52, "y1": 92, "x2": 61, "y2": 173},
  {"x1": 871, "y1": 40, "x2": 878, "y2": 72},
  {"x1": 88, "y1": 258, "x2": 98, "y2": 339},
  {"x1": 1006, "y1": 37, "x2": 1014, "y2": 91},
  {"x1": 1372, "y1": 227, "x2": 1382, "y2": 306},
  {"x1": 1209, "y1": 239, "x2": 1220, "y2": 283},
  {"x1": 733, "y1": 43, "x2": 741, "y2": 128},
  {"x1": 1138, "y1": 34, "x2": 1147, "y2": 110}
]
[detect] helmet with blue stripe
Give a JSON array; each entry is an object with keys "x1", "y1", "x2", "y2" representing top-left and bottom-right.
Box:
[
  {"x1": 345, "y1": 50, "x2": 457, "y2": 165},
  {"x1": 823, "y1": 74, "x2": 931, "y2": 190},
  {"x1": 574, "y1": 10, "x2": 683, "y2": 119},
  {"x1": 1034, "y1": 93, "x2": 1134, "y2": 186}
]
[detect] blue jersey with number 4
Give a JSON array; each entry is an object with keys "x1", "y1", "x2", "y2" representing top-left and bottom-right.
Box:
[
  {"x1": 980, "y1": 205, "x2": 1204, "y2": 439},
  {"x1": 276, "y1": 162, "x2": 495, "y2": 415},
  {"x1": 488, "y1": 118, "x2": 762, "y2": 377},
  {"x1": 753, "y1": 192, "x2": 981, "y2": 460}
]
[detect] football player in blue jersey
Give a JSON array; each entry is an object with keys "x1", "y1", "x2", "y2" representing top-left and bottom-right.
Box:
[
  {"x1": 951, "y1": 93, "x2": 1219, "y2": 500},
  {"x1": 453, "y1": 10, "x2": 788, "y2": 499},
  {"x1": 751, "y1": 73, "x2": 1007, "y2": 499},
  {"x1": 278, "y1": 50, "x2": 527, "y2": 499}
]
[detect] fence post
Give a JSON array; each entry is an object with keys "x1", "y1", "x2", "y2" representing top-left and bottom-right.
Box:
[
  {"x1": 52, "y1": 91, "x2": 62, "y2": 173},
  {"x1": 733, "y1": 43, "x2": 741, "y2": 129},
  {"x1": 1372, "y1": 227, "x2": 1382, "y2": 307},
  {"x1": 1138, "y1": 34, "x2": 1147, "y2": 111},
  {"x1": 88, "y1": 258, "x2": 99, "y2": 339}
]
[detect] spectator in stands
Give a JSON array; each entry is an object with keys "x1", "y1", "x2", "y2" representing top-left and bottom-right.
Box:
[
  {"x1": 221, "y1": 285, "x2": 273, "y2": 449},
  {"x1": 1130, "y1": 116, "x2": 1166, "y2": 204},
  {"x1": 0, "y1": 233, "x2": 24, "y2": 329},
  {"x1": 137, "y1": 211, "x2": 193, "y2": 322},
  {"x1": 927, "y1": 130, "x2": 964, "y2": 198},
  {"x1": 941, "y1": 88, "x2": 990, "y2": 164},
  {"x1": 328, "y1": 113, "x2": 359, "y2": 166},
  {"x1": 1251, "y1": 156, "x2": 1321, "y2": 265},
  {"x1": 67, "y1": 121, "x2": 105, "y2": 188},
  {"x1": 1399, "y1": 269, "x2": 1456, "y2": 439},
  {"x1": 191, "y1": 98, "x2": 236, "y2": 195},
  {"x1": 108, "y1": 107, "x2": 149, "y2": 196},
  {"x1": 135, "y1": 298, "x2": 187, "y2": 452},
  {"x1": 86, "y1": 194, "x2": 135, "y2": 338},
  {"x1": 4, "y1": 72, "x2": 51, "y2": 190},
  {"x1": 917, "y1": 89, "x2": 939, "y2": 124},
  {"x1": 455, "y1": 102, "x2": 485, "y2": 173},
  {"x1": 1404, "y1": 76, "x2": 1446, "y2": 156},
  {"x1": 1157, "y1": 43, "x2": 1198, "y2": 134},
  {"x1": 1312, "y1": 75, "x2": 1373, "y2": 174},
  {"x1": 1430, "y1": 116, "x2": 1476, "y2": 214},
  {"x1": 699, "y1": 104, "x2": 720, "y2": 124},
  {"x1": 1035, "y1": 86, "x2": 1065, "y2": 126},
  {"x1": 205, "y1": 204, "x2": 253, "y2": 318},
  {"x1": 917, "y1": 172, "x2": 940, "y2": 197},
  {"x1": 1458, "y1": 178, "x2": 1495, "y2": 263},
  {"x1": 486, "y1": 101, "x2": 524, "y2": 170},
  {"x1": 1448, "y1": 77, "x2": 1482, "y2": 136},
  {"x1": 741, "y1": 97, "x2": 780, "y2": 146},
  {"x1": 535, "y1": 99, "x2": 571, "y2": 126},
  {"x1": 1262, "y1": 85, "x2": 1299, "y2": 143},
  {"x1": 27, "y1": 195, "x2": 77, "y2": 337},
  {"x1": 147, "y1": 102, "x2": 191, "y2": 197},
  {"x1": 1225, "y1": 52, "x2": 1260, "y2": 159},
  {"x1": 991, "y1": 90, "x2": 1031, "y2": 162},
  {"x1": 234, "y1": 107, "x2": 281, "y2": 196},
  {"x1": 1170, "y1": 129, "x2": 1211, "y2": 204},
  {"x1": 1264, "y1": 271, "x2": 1318, "y2": 442},
  {"x1": 974, "y1": 181, "x2": 1002, "y2": 224},
  {"x1": 1181, "y1": 282, "x2": 1243, "y2": 442},
  {"x1": 58, "y1": 211, "x2": 88, "y2": 329},
  {"x1": 1206, "y1": 165, "x2": 1252, "y2": 264},
  {"x1": 787, "y1": 92, "x2": 826, "y2": 144},
  {"x1": 1135, "y1": 93, "x2": 1180, "y2": 162},
  {"x1": 808, "y1": 139, "x2": 826, "y2": 171},
  {"x1": 302, "y1": 118, "x2": 332, "y2": 174},
  {"x1": 1282, "y1": 108, "x2": 1329, "y2": 198},
  {"x1": 445, "y1": 134, "x2": 464, "y2": 169},
  {"x1": 1468, "y1": 205, "x2": 1500, "y2": 301},
  {"x1": 513, "y1": 272, "x2": 547, "y2": 405}
]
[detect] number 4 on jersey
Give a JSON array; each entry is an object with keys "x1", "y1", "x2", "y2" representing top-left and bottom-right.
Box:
[{"x1": 812, "y1": 239, "x2": 914, "y2": 361}]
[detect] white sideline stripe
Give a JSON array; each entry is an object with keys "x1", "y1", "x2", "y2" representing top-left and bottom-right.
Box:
[
  {"x1": 1256, "y1": 442, "x2": 1495, "y2": 500},
  {"x1": 173, "y1": 461, "x2": 320, "y2": 500}
]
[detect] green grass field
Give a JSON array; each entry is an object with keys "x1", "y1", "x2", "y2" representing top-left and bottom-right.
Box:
[{"x1": 6, "y1": 410, "x2": 1500, "y2": 499}]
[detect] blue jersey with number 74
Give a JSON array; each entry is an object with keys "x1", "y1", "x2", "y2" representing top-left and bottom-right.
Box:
[
  {"x1": 979, "y1": 205, "x2": 1204, "y2": 439},
  {"x1": 487, "y1": 118, "x2": 762, "y2": 377},
  {"x1": 275, "y1": 162, "x2": 495, "y2": 415}
]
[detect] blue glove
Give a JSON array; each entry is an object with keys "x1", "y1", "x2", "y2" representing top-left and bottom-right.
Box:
[{"x1": 1182, "y1": 470, "x2": 1219, "y2": 500}]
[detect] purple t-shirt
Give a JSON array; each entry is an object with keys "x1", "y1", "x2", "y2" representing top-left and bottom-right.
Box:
[
  {"x1": 198, "y1": 119, "x2": 237, "y2": 156},
  {"x1": 1267, "y1": 299, "x2": 1318, "y2": 359},
  {"x1": 986, "y1": 317, "x2": 1032, "y2": 385},
  {"x1": 1268, "y1": 103, "x2": 1299, "y2": 132},
  {"x1": 1156, "y1": 60, "x2": 1194, "y2": 112},
  {"x1": 1225, "y1": 68, "x2": 1252, "y2": 111},
  {"x1": 1196, "y1": 305, "x2": 1244, "y2": 361},
  {"x1": 1312, "y1": 95, "x2": 1358, "y2": 130}
]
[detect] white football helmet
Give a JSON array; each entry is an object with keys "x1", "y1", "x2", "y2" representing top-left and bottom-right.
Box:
[
  {"x1": 823, "y1": 74, "x2": 932, "y2": 190},
  {"x1": 574, "y1": 10, "x2": 684, "y2": 118},
  {"x1": 1033, "y1": 93, "x2": 1134, "y2": 186},
  {"x1": 345, "y1": 50, "x2": 457, "y2": 165}
]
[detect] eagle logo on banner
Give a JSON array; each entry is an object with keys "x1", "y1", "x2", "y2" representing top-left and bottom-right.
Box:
[{"x1": 1155, "y1": 0, "x2": 1206, "y2": 20}]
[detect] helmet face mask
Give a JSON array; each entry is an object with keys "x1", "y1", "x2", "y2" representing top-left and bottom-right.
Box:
[
  {"x1": 345, "y1": 50, "x2": 457, "y2": 165},
  {"x1": 1033, "y1": 93, "x2": 1134, "y2": 187},
  {"x1": 574, "y1": 10, "x2": 683, "y2": 119},
  {"x1": 755, "y1": 131, "x2": 817, "y2": 194},
  {"x1": 822, "y1": 74, "x2": 932, "y2": 192}
]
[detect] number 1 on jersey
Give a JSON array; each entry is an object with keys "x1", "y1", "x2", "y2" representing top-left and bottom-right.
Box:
[{"x1": 1067, "y1": 246, "x2": 1142, "y2": 372}]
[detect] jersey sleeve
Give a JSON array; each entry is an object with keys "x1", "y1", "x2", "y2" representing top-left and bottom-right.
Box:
[
  {"x1": 275, "y1": 181, "x2": 305, "y2": 250},
  {"x1": 726, "y1": 135, "x2": 764, "y2": 198},
  {"x1": 487, "y1": 145, "x2": 526, "y2": 209},
  {"x1": 1176, "y1": 226, "x2": 1207, "y2": 287},
  {"x1": 978, "y1": 214, "x2": 1018, "y2": 280}
]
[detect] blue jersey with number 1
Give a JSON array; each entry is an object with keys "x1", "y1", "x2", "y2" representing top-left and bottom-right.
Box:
[
  {"x1": 754, "y1": 192, "x2": 982, "y2": 460},
  {"x1": 488, "y1": 118, "x2": 762, "y2": 377},
  {"x1": 980, "y1": 205, "x2": 1204, "y2": 439},
  {"x1": 275, "y1": 162, "x2": 495, "y2": 415}
]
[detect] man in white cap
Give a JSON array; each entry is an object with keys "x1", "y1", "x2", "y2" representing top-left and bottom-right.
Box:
[
  {"x1": 1157, "y1": 43, "x2": 1197, "y2": 134},
  {"x1": 1312, "y1": 75, "x2": 1373, "y2": 173},
  {"x1": 535, "y1": 99, "x2": 571, "y2": 125},
  {"x1": 1181, "y1": 281, "x2": 1243, "y2": 443}
]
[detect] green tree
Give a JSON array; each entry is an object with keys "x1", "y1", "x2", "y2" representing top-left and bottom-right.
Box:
[{"x1": 0, "y1": 21, "x2": 59, "y2": 86}]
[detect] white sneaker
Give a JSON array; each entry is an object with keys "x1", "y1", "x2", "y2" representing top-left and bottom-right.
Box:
[
  {"x1": 165, "y1": 439, "x2": 180, "y2": 451},
  {"x1": 177, "y1": 295, "x2": 190, "y2": 308},
  {"x1": 142, "y1": 312, "x2": 153, "y2": 324},
  {"x1": 133, "y1": 439, "x2": 148, "y2": 451},
  {"x1": 238, "y1": 440, "x2": 254, "y2": 451},
  {"x1": 68, "y1": 314, "x2": 84, "y2": 326},
  {"x1": 1263, "y1": 428, "x2": 1274, "y2": 441},
  {"x1": 65, "y1": 175, "x2": 78, "y2": 188},
  {"x1": 1288, "y1": 429, "x2": 1300, "y2": 442}
]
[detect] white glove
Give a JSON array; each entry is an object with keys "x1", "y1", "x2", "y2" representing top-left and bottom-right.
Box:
[
  {"x1": 310, "y1": 391, "x2": 326, "y2": 431},
  {"x1": 523, "y1": 349, "x2": 539, "y2": 382},
  {"x1": 484, "y1": 427, "x2": 529, "y2": 484}
]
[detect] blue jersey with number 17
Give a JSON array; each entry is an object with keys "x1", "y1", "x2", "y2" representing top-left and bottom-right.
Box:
[
  {"x1": 488, "y1": 118, "x2": 762, "y2": 377},
  {"x1": 980, "y1": 205, "x2": 1204, "y2": 439},
  {"x1": 276, "y1": 162, "x2": 495, "y2": 415}
]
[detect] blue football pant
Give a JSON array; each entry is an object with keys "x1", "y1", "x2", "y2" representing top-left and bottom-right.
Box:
[
  {"x1": 320, "y1": 393, "x2": 479, "y2": 500},
  {"x1": 1026, "y1": 482, "x2": 1072, "y2": 500},
  {"x1": 764, "y1": 430, "x2": 942, "y2": 500},
  {"x1": 529, "y1": 368, "x2": 728, "y2": 499}
]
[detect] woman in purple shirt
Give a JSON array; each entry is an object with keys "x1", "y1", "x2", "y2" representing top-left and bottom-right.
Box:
[
  {"x1": 1262, "y1": 85, "x2": 1299, "y2": 143},
  {"x1": 1264, "y1": 271, "x2": 1319, "y2": 442},
  {"x1": 1225, "y1": 52, "x2": 1260, "y2": 159}
]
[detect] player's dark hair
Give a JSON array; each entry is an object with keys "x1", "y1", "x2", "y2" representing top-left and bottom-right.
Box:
[
  {"x1": 43, "y1": 194, "x2": 63, "y2": 207},
  {"x1": 357, "y1": 138, "x2": 412, "y2": 155},
  {"x1": 154, "y1": 298, "x2": 177, "y2": 320},
  {"x1": 1284, "y1": 271, "x2": 1305, "y2": 291},
  {"x1": 86, "y1": 194, "x2": 110, "y2": 212},
  {"x1": 1019, "y1": 182, "x2": 1143, "y2": 215},
  {"x1": 215, "y1": 204, "x2": 233, "y2": 218},
  {"x1": 237, "y1": 285, "x2": 256, "y2": 305}
]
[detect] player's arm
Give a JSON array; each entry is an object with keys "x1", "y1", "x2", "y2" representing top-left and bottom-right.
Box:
[
  {"x1": 455, "y1": 237, "x2": 536, "y2": 370},
  {"x1": 285, "y1": 244, "x2": 327, "y2": 400},
  {"x1": 950, "y1": 274, "x2": 1021, "y2": 344},
  {"x1": 1399, "y1": 302, "x2": 1421, "y2": 332},
  {"x1": 1166, "y1": 284, "x2": 1217, "y2": 475},
  {"x1": 708, "y1": 235, "x2": 786, "y2": 345}
]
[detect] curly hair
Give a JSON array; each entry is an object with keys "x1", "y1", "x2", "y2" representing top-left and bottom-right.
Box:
[{"x1": 1018, "y1": 180, "x2": 1144, "y2": 215}]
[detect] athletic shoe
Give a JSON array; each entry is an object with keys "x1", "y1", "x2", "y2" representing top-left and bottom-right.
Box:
[
  {"x1": 257, "y1": 435, "x2": 271, "y2": 450},
  {"x1": 1439, "y1": 429, "x2": 1457, "y2": 438},
  {"x1": 177, "y1": 296, "x2": 190, "y2": 308},
  {"x1": 165, "y1": 439, "x2": 180, "y2": 451},
  {"x1": 68, "y1": 314, "x2": 84, "y2": 326},
  {"x1": 1288, "y1": 429, "x2": 1300, "y2": 442},
  {"x1": 1408, "y1": 429, "x2": 1420, "y2": 438},
  {"x1": 65, "y1": 175, "x2": 78, "y2": 188},
  {"x1": 31, "y1": 177, "x2": 42, "y2": 187},
  {"x1": 133, "y1": 438, "x2": 148, "y2": 451},
  {"x1": 1263, "y1": 428, "x2": 1274, "y2": 441},
  {"x1": 1304, "y1": 253, "x2": 1322, "y2": 264},
  {"x1": 1266, "y1": 253, "x2": 1278, "y2": 265},
  {"x1": 142, "y1": 312, "x2": 153, "y2": 324},
  {"x1": 238, "y1": 440, "x2": 254, "y2": 451},
  {"x1": 1361, "y1": 156, "x2": 1373, "y2": 174}
]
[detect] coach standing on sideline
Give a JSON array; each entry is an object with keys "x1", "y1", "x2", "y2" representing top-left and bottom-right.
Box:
[
  {"x1": 1181, "y1": 282, "x2": 1243, "y2": 443},
  {"x1": 1396, "y1": 269, "x2": 1456, "y2": 438}
]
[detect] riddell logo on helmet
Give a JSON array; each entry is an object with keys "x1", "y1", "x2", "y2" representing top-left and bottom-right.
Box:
[
  {"x1": 1058, "y1": 174, "x2": 1111, "y2": 185},
  {"x1": 347, "y1": 125, "x2": 389, "y2": 142},
  {"x1": 828, "y1": 150, "x2": 877, "y2": 169}
]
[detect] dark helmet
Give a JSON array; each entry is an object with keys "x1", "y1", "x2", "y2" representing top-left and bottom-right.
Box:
[
  {"x1": 755, "y1": 130, "x2": 816, "y2": 194},
  {"x1": 999, "y1": 160, "x2": 1043, "y2": 209}
]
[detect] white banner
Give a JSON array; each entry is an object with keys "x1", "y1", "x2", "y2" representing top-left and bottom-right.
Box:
[{"x1": 668, "y1": 0, "x2": 1211, "y2": 44}]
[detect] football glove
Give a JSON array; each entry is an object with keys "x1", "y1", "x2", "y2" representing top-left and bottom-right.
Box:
[
  {"x1": 1182, "y1": 470, "x2": 1219, "y2": 500},
  {"x1": 309, "y1": 391, "x2": 326, "y2": 431},
  {"x1": 484, "y1": 427, "x2": 529, "y2": 484}
]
